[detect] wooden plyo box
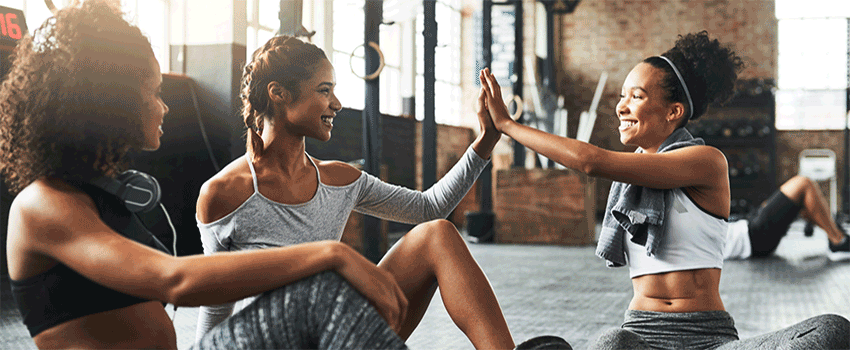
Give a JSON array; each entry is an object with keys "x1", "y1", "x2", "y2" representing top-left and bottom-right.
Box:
[{"x1": 494, "y1": 168, "x2": 596, "y2": 245}]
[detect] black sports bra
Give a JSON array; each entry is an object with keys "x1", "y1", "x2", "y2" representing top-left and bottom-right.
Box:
[{"x1": 10, "y1": 181, "x2": 170, "y2": 336}]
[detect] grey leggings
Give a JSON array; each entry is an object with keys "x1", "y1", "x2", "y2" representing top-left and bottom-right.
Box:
[
  {"x1": 192, "y1": 271, "x2": 408, "y2": 349},
  {"x1": 592, "y1": 310, "x2": 850, "y2": 350}
]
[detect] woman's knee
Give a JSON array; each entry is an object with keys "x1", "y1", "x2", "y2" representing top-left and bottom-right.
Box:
[
  {"x1": 809, "y1": 313, "x2": 850, "y2": 338},
  {"x1": 311, "y1": 270, "x2": 347, "y2": 286},
  {"x1": 263, "y1": 271, "x2": 353, "y2": 303},
  {"x1": 311, "y1": 270, "x2": 369, "y2": 300},
  {"x1": 425, "y1": 219, "x2": 461, "y2": 238},
  {"x1": 416, "y1": 218, "x2": 457, "y2": 233},
  {"x1": 591, "y1": 328, "x2": 647, "y2": 350},
  {"x1": 408, "y1": 219, "x2": 461, "y2": 244},
  {"x1": 780, "y1": 176, "x2": 813, "y2": 202},
  {"x1": 782, "y1": 314, "x2": 850, "y2": 349}
]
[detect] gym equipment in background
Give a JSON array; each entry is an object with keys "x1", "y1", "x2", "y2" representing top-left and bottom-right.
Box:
[{"x1": 688, "y1": 79, "x2": 776, "y2": 217}]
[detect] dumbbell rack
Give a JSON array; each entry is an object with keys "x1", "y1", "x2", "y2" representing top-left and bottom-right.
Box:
[{"x1": 688, "y1": 79, "x2": 777, "y2": 218}]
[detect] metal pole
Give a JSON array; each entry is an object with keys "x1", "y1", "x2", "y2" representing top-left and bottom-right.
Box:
[
  {"x1": 843, "y1": 17, "x2": 850, "y2": 221},
  {"x1": 362, "y1": 0, "x2": 383, "y2": 263},
  {"x1": 483, "y1": 0, "x2": 492, "y2": 68},
  {"x1": 463, "y1": 0, "x2": 496, "y2": 242},
  {"x1": 478, "y1": 0, "x2": 493, "y2": 213},
  {"x1": 544, "y1": 1, "x2": 557, "y2": 168},
  {"x1": 544, "y1": 2, "x2": 556, "y2": 93},
  {"x1": 511, "y1": 0, "x2": 524, "y2": 168},
  {"x1": 423, "y1": 0, "x2": 437, "y2": 189}
]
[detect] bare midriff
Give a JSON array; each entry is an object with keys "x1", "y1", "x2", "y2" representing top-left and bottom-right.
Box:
[
  {"x1": 32, "y1": 301, "x2": 177, "y2": 349},
  {"x1": 629, "y1": 268, "x2": 725, "y2": 312}
]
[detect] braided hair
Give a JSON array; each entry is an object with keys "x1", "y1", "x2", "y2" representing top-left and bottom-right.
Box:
[
  {"x1": 240, "y1": 35, "x2": 328, "y2": 160},
  {"x1": 644, "y1": 31, "x2": 744, "y2": 127}
]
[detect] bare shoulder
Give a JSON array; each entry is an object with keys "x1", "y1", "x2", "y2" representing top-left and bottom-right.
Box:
[
  {"x1": 313, "y1": 158, "x2": 363, "y2": 186},
  {"x1": 692, "y1": 144, "x2": 726, "y2": 158},
  {"x1": 197, "y1": 156, "x2": 255, "y2": 224},
  {"x1": 7, "y1": 179, "x2": 100, "y2": 278},
  {"x1": 694, "y1": 145, "x2": 728, "y2": 169},
  {"x1": 666, "y1": 144, "x2": 727, "y2": 166},
  {"x1": 12, "y1": 179, "x2": 97, "y2": 228}
]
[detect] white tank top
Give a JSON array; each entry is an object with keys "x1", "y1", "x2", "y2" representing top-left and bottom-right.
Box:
[{"x1": 624, "y1": 188, "x2": 727, "y2": 278}]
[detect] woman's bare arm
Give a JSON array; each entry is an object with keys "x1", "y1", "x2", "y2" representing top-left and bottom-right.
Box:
[
  {"x1": 9, "y1": 180, "x2": 408, "y2": 332},
  {"x1": 479, "y1": 69, "x2": 728, "y2": 191}
]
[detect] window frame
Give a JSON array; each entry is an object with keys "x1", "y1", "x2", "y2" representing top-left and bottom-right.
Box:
[
  {"x1": 247, "y1": 0, "x2": 464, "y2": 124},
  {"x1": 775, "y1": 17, "x2": 849, "y2": 130}
]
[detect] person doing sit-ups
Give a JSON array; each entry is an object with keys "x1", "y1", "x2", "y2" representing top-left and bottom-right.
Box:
[{"x1": 724, "y1": 175, "x2": 850, "y2": 261}]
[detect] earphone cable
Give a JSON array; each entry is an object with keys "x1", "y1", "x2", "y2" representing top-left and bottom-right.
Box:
[{"x1": 159, "y1": 203, "x2": 179, "y2": 322}]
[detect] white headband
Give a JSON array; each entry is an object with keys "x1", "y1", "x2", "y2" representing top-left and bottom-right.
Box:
[{"x1": 656, "y1": 55, "x2": 693, "y2": 120}]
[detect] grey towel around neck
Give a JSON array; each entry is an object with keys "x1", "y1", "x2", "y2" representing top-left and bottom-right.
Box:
[{"x1": 595, "y1": 127, "x2": 705, "y2": 267}]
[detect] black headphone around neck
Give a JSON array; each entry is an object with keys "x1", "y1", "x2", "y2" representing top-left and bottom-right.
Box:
[
  {"x1": 89, "y1": 170, "x2": 178, "y2": 320},
  {"x1": 90, "y1": 170, "x2": 162, "y2": 213}
]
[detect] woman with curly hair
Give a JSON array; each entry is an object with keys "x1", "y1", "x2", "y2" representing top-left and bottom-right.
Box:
[
  {"x1": 2, "y1": 1, "x2": 414, "y2": 349},
  {"x1": 479, "y1": 31, "x2": 850, "y2": 349}
]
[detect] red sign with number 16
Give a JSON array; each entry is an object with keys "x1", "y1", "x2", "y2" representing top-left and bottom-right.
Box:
[{"x1": 0, "y1": 6, "x2": 27, "y2": 45}]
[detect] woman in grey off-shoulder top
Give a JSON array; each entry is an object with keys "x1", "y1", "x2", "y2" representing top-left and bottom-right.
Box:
[{"x1": 193, "y1": 37, "x2": 520, "y2": 349}]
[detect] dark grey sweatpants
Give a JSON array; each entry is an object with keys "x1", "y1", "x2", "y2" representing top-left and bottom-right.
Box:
[
  {"x1": 192, "y1": 271, "x2": 408, "y2": 349},
  {"x1": 592, "y1": 309, "x2": 850, "y2": 350}
]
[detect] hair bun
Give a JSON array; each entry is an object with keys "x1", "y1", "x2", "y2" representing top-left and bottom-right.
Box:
[{"x1": 658, "y1": 31, "x2": 744, "y2": 122}]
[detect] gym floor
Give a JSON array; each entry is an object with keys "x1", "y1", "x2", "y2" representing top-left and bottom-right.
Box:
[{"x1": 2, "y1": 220, "x2": 849, "y2": 350}]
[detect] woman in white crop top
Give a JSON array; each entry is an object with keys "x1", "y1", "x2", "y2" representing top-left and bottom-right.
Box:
[
  {"x1": 193, "y1": 36, "x2": 568, "y2": 350},
  {"x1": 479, "y1": 31, "x2": 850, "y2": 349}
]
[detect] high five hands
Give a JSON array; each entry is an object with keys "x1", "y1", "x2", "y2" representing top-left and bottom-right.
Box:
[
  {"x1": 476, "y1": 70, "x2": 497, "y2": 135},
  {"x1": 479, "y1": 68, "x2": 515, "y2": 133},
  {"x1": 469, "y1": 68, "x2": 504, "y2": 160},
  {"x1": 470, "y1": 67, "x2": 523, "y2": 159}
]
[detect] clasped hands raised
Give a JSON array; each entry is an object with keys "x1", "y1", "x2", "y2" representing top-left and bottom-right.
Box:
[{"x1": 476, "y1": 67, "x2": 517, "y2": 135}]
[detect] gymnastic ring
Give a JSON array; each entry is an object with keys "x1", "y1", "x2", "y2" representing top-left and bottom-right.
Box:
[
  {"x1": 44, "y1": 0, "x2": 58, "y2": 14},
  {"x1": 510, "y1": 95, "x2": 523, "y2": 121},
  {"x1": 350, "y1": 42, "x2": 385, "y2": 81}
]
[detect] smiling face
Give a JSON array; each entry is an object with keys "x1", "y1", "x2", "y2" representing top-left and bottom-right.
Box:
[
  {"x1": 616, "y1": 62, "x2": 681, "y2": 153},
  {"x1": 140, "y1": 57, "x2": 169, "y2": 151},
  {"x1": 279, "y1": 59, "x2": 342, "y2": 142}
]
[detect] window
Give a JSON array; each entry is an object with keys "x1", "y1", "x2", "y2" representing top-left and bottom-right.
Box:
[
  {"x1": 246, "y1": 0, "x2": 277, "y2": 57},
  {"x1": 122, "y1": 0, "x2": 170, "y2": 73},
  {"x1": 329, "y1": 0, "x2": 404, "y2": 116},
  {"x1": 775, "y1": 0, "x2": 850, "y2": 130},
  {"x1": 416, "y1": 0, "x2": 462, "y2": 125},
  {"x1": 330, "y1": 0, "x2": 366, "y2": 111},
  {"x1": 4, "y1": 0, "x2": 69, "y2": 34},
  {"x1": 249, "y1": 0, "x2": 462, "y2": 123},
  {"x1": 5, "y1": 0, "x2": 170, "y2": 72}
]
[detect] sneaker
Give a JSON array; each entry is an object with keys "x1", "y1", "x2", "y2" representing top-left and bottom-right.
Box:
[
  {"x1": 828, "y1": 235, "x2": 850, "y2": 262},
  {"x1": 804, "y1": 221, "x2": 815, "y2": 237},
  {"x1": 515, "y1": 335, "x2": 572, "y2": 350}
]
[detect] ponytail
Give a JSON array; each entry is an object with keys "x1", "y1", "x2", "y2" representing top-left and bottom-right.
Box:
[{"x1": 239, "y1": 35, "x2": 327, "y2": 160}]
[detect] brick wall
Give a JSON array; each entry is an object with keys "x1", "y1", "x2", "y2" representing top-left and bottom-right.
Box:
[
  {"x1": 556, "y1": 0, "x2": 777, "y2": 216},
  {"x1": 462, "y1": 0, "x2": 779, "y2": 217}
]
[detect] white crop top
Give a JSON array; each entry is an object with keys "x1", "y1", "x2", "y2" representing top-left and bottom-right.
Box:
[{"x1": 624, "y1": 188, "x2": 728, "y2": 278}]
